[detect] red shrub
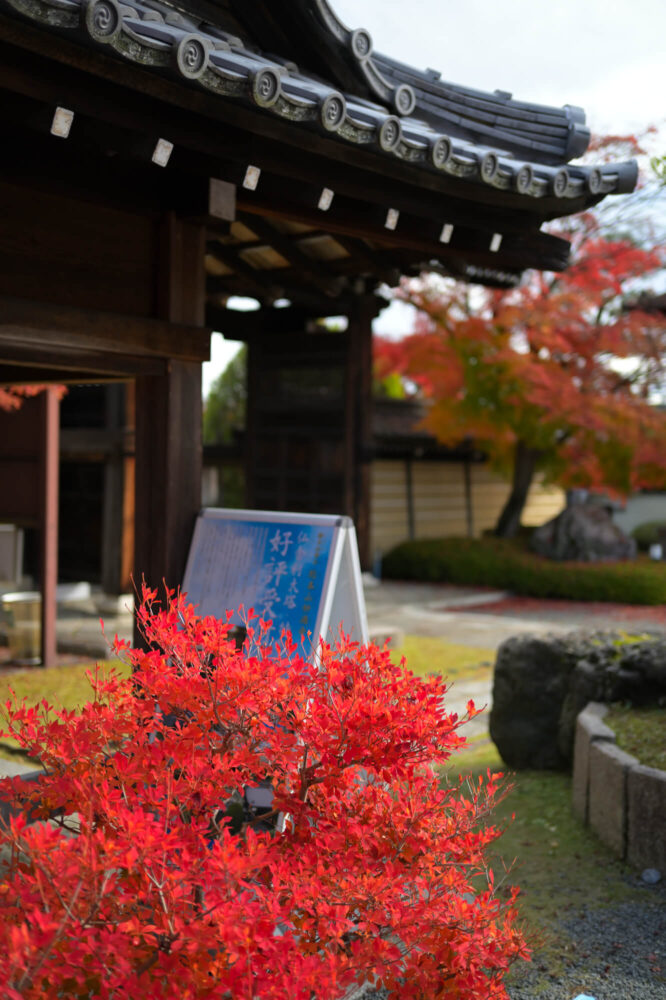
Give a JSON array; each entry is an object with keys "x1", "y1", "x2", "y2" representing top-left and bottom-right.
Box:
[{"x1": 0, "y1": 586, "x2": 528, "y2": 998}]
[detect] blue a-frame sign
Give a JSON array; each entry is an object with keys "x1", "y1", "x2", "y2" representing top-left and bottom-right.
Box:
[{"x1": 182, "y1": 508, "x2": 368, "y2": 651}]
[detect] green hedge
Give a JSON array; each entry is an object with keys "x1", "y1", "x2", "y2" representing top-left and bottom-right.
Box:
[
  {"x1": 382, "y1": 536, "x2": 666, "y2": 605},
  {"x1": 631, "y1": 520, "x2": 666, "y2": 552}
]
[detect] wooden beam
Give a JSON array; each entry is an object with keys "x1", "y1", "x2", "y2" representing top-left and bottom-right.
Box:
[
  {"x1": 100, "y1": 385, "x2": 134, "y2": 595},
  {"x1": 237, "y1": 192, "x2": 569, "y2": 273},
  {"x1": 134, "y1": 363, "x2": 203, "y2": 597},
  {"x1": 206, "y1": 273, "x2": 356, "y2": 312},
  {"x1": 0, "y1": 27, "x2": 591, "y2": 227},
  {"x1": 235, "y1": 213, "x2": 345, "y2": 298},
  {"x1": 0, "y1": 366, "x2": 140, "y2": 385},
  {"x1": 0, "y1": 296, "x2": 211, "y2": 363},
  {"x1": 157, "y1": 214, "x2": 207, "y2": 327},
  {"x1": 0, "y1": 57, "x2": 570, "y2": 278},
  {"x1": 205, "y1": 304, "x2": 316, "y2": 340},
  {"x1": 329, "y1": 234, "x2": 401, "y2": 286},
  {"x1": 0, "y1": 347, "x2": 165, "y2": 381},
  {"x1": 0, "y1": 114, "x2": 215, "y2": 223}
]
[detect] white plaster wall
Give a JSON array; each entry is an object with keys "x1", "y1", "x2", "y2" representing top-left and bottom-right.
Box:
[{"x1": 614, "y1": 495, "x2": 666, "y2": 534}]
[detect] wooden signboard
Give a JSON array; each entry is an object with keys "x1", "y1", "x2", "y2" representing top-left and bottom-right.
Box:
[{"x1": 182, "y1": 508, "x2": 368, "y2": 651}]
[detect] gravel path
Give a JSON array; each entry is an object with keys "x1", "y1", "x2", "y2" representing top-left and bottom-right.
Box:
[{"x1": 507, "y1": 888, "x2": 666, "y2": 1000}]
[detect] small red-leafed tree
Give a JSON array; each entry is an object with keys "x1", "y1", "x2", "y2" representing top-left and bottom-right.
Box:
[
  {"x1": 0, "y1": 386, "x2": 63, "y2": 412},
  {"x1": 376, "y1": 214, "x2": 666, "y2": 538},
  {"x1": 0, "y1": 386, "x2": 68, "y2": 417},
  {"x1": 0, "y1": 587, "x2": 528, "y2": 1000}
]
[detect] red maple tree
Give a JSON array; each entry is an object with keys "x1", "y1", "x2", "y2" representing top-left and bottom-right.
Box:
[
  {"x1": 0, "y1": 587, "x2": 528, "y2": 999},
  {"x1": 376, "y1": 210, "x2": 666, "y2": 537}
]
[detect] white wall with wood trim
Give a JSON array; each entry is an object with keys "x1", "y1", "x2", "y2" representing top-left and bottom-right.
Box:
[
  {"x1": 370, "y1": 460, "x2": 412, "y2": 556},
  {"x1": 370, "y1": 459, "x2": 564, "y2": 557}
]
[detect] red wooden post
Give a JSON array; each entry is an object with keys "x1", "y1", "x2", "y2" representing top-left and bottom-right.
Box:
[{"x1": 40, "y1": 387, "x2": 60, "y2": 668}]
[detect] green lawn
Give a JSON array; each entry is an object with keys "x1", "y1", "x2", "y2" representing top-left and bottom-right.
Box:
[{"x1": 397, "y1": 634, "x2": 493, "y2": 681}]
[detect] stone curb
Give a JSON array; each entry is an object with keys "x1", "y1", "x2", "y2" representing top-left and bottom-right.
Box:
[
  {"x1": 367, "y1": 625, "x2": 405, "y2": 650},
  {"x1": 572, "y1": 703, "x2": 615, "y2": 823},
  {"x1": 588, "y1": 741, "x2": 638, "y2": 857},
  {"x1": 572, "y1": 701, "x2": 666, "y2": 870},
  {"x1": 627, "y1": 764, "x2": 666, "y2": 872}
]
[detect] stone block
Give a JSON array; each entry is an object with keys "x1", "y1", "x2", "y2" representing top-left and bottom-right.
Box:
[
  {"x1": 572, "y1": 703, "x2": 615, "y2": 822},
  {"x1": 627, "y1": 764, "x2": 666, "y2": 872},
  {"x1": 490, "y1": 634, "x2": 573, "y2": 769},
  {"x1": 368, "y1": 625, "x2": 404, "y2": 650},
  {"x1": 588, "y1": 741, "x2": 637, "y2": 858}
]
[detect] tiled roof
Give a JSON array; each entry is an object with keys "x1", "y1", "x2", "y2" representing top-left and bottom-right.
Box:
[{"x1": 0, "y1": 0, "x2": 638, "y2": 210}]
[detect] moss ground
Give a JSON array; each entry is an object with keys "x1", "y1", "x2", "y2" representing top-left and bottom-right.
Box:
[
  {"x1": 448, "y1": 738, "x2": 658, "y2": 990},
  {"x1": 605, "y1": 703, "x2": 666, "y2": 770}
]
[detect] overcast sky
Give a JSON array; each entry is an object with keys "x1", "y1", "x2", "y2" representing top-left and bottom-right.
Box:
[
  {"x1": 333, "y1": 0, "x2": 665, "y2": 135},
  {"x1": 204, "y1": 0, "x2": 665, "y2": 394}
]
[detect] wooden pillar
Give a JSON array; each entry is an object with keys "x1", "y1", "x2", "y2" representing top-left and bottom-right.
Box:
[
  {"x1": 133, "y1": 214, "x2": 205, "y2": 622},
  {"x1": 347, "y1": 296, "x2": 377, "y2": 571},
  {"x1": 39, "y1": 387, "x2": 60, "y2": 668},
  {"x1": 101, "y1": 384, "x2": 131, "y2": 595}
]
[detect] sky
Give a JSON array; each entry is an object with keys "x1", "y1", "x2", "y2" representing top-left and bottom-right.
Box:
[{"x1": 203, "y1": 0, "x2": 666, "y2": 396}]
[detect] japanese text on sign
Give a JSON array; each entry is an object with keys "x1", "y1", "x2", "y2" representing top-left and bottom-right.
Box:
[{"x1": 183, "y1": 517, "x2": 335, "y2": 642}]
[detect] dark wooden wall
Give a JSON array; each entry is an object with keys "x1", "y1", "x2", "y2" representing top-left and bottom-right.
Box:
[
  {"x1": 245, "y1": 296, "x2": 376, "y2": 567},
  {"x1": 0, "y1": 179, "x2": 208, "y2": 614},
  {"x1": 0, "y1": 182, "x2": 156, "y2": 316}
]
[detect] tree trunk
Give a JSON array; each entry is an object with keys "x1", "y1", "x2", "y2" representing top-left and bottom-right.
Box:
[{"x1": 494, "y1": 441, "x2": 541, "y2": 538}]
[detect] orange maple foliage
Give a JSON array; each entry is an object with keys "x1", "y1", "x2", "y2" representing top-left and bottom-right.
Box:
[
  {"x1": 376, "y1": 214, "x2": 666, "y2": 532},
  {"x1": 0, "y1": 587, "x2": 528, "y2": 999}
]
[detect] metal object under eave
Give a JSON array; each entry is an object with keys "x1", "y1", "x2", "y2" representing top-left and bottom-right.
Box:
[{"x1": 0, "y1": 0, "x2": 637, "y2": 285}]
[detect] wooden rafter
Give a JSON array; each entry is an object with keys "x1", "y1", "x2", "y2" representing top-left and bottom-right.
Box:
[
  {"x1": 238, "y1": 192, "x2": 569, "y2": 273},
  {"x1": 206, "y1": 241, "x2": 284, "y2": 302},
  {"x1": 235, "y1": 214, "x2": 345, "y2": 298}
]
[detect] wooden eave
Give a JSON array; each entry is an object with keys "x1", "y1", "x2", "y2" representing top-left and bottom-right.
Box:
[{"x1": 0, "y1": 0, "x2": 639, "y2": 304}]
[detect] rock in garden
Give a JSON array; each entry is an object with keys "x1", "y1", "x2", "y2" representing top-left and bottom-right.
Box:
[
  {"x1": 490, "y1": 631, "x2": 666, "y2": 770},
  {"x1": 641, "y1": 868, "x2": 662, "y2": 884},
  {"x1": 489, "y1": 634, "x2": 574, "y2": 769},
  {"x1": 530, "y1": 500, "x2": 636, "y2": 562}
]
